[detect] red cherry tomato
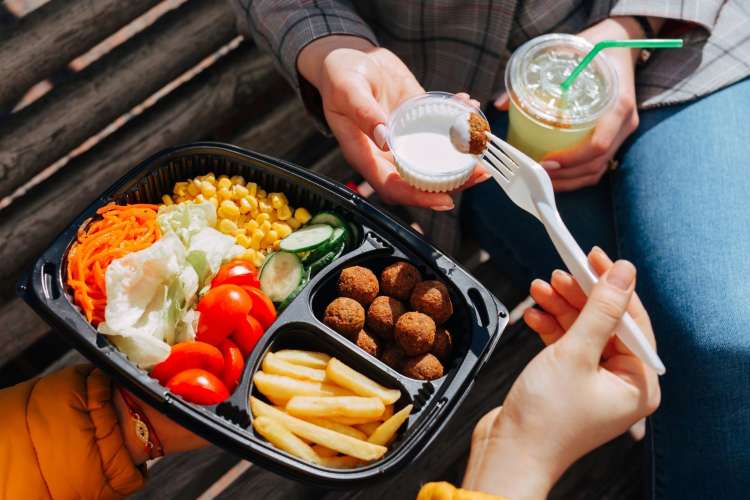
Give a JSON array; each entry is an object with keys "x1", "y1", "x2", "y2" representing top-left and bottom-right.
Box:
[
  {"x1": 218, "y1": 339, "x2": 244, "y2": 393},
  {"x1": 231, "y1": 315, "x2": 264, "y2": 358},
  {"x1": 242, "y1": 286, "x2": 276, "y2": 329},
  {"x1": 150, "y1": 342, "x2": 224, "y2": 385},
  {"x1": 197, "y1": 284, "x2": 253, "y2": 345},
  {"x1": 212, "y1": 260, "x2": 260, "y2": 289},
  {"x1": 166, "y1": 368, "x2": 229, "y2": 405}
]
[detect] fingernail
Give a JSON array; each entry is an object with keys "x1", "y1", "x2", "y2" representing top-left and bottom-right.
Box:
[
  {"x1": 591, "y1": 246, "x2": 612, "y2": 262},
  {"x1": 552, "y1": 269, "x2": 570, "y2": 280},
  {"x1": 431, "y1": 201, "x2": 455, "y2": 211},
  {"x1": 541, "y1": 161, "x2": 560, "y2": 170},
  {"x1": 373, "y1": 123, "x2": 388, "y2": 150},
  {"x1": 606, "y1": 260, "x2": 635, "y2": 291}
]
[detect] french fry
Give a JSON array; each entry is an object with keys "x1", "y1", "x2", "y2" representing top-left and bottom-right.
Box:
[
  {"x1": 326, "y1": 358, "x2": 401, "y2": 405},
  {"x1": 252, "y1": 416, "x2": 321, "y2": 464},
  {"x1": 253, "y1": 371, "x2": 351, "y2": 403},
  {"x1": 356, "y1": 421, "x2": 381, "y2": 437},
  {"x1": 368, "y1": 404, "x2": 413, "y2": 446},
  {"x1": 319, "y1": 455, "x2": 362, "y2": 469},
  {"x1": 263, "y1": 352, "x2": 327, "y2": 382},
  {"x1": 251, "y1": 397, "x2": 387, "y2": 461},
  {"x1": 274, "y1": 350, "x2": 331, "y2": 369},
  {"x1": 330, "y1": 415, "x2": 382, "y2": 426},
  {"x1": 381, "y1": 405, "x2": 394, "y2": 421},
  {"x1": 303, "y1": 417, "x2": 368, "y2": 441},
  {"x1": 286, "y1": 396, "x2": 385, "y2": 419},
  {"x1": 312, "y1": 444, "x2": 338, "y2": 458}
]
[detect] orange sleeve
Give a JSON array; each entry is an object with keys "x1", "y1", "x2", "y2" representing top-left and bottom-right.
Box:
[
  {"x1": 417, "y1": 482, "x2": 506, "y2": 500},
  {"x1": 0, "y1": 365, "x2": 145, "y2": 499}
]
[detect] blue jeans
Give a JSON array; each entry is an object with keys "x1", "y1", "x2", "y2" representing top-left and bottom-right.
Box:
[{"x1": 464, "y1": 78, "x2": 750, "y2": 499}]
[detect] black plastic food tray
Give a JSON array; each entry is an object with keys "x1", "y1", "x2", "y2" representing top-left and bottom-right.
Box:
[{"x1": 18, "y1": 143, "x2": 510, "y2": 488}]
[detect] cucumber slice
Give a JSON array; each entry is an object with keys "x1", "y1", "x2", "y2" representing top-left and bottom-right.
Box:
[
  {"x1": 278, "y1": 268, "x2": 311, "y2": 311},
  {"x1": 279, "y1": 224, "x2": 333, "y2": 253},
  {"x1": 308, "y1": 241, "x2": 346, "y2": 275},
  {"x1": 302, "y1": 226, "x2": 347, "y2": 262},
  {"x1": 260, "y1": 251, "x2": 304, "y2": 302},
  {"x1": 310, "y1": 212, "x2": 347, "y2": 228}
]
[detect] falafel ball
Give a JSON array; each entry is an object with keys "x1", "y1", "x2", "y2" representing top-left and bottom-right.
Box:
[
  {"x1": 394, "y1": 311, "x2": 436, "y2": 356},
  {"x1": 431, "y1": 327, "x2": 453, "y2": 363},
  {"x1": 380, "y1": 344, "x2": 406, "y2": 370},
  {"x1": 380, "y1": 262, "x2": 422, "y2": 301},
  {"x1": 353, "y1": 329, "x2": 382, "y2": 357},
  {"x1": 402, "y1": 353, "x2": 444, "y2": 380},
  {"x1": 323, "y1": 297, "x2": 365, "y2": 337},
  {"x1": 337, "y1": 266, "x2": 379, "y2": 305},
  {"x1": 366, "y1": 296, "x2": 407, "y2": 339},
  {"x1": 410, "y1": 280, "x2": 453, "y2": 324}
]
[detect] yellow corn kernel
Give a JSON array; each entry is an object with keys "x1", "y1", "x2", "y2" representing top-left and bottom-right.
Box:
[
  {"x1": 232, "y1": 184, "x2": 249, "y2": 200},
  {"x1": 230, "y1": 175, "x2": 245, "y2": 186},
  {"x1": 276, "y1": 205, "x2": 292, "y2": 221},
  {"x1": 219, "y1": 219, "x2": 238, "y2": 234},
  {"x1": 287, "y1": 217, "x2": 301, "y2": 230},
  {"x1": 173, "y1": 182, "x2": 189, "y2": 196},
  {"x1": 294, "y1": 207, "x2": 311, "y2": 224},
  {"x1": 195, "y1": 194, "x2": 207, "y2": 204},
  {"x1": 246, "y1": 182, "x2": 258, "y2": 196},
  {"x1": 251, "y1": 251, "x2": 265, "y2": 268},
  {"x1": 238, "y1": 197, "x2": 253, "y2": 214},
  {"x1": 217, "y1": 187, "x2": 232, "y2": 201},
  {"x1": 255, "y1": 213, "x2": 270, "y2": 224},
  {"x1": 269, "y1": 193, "x2": 287, "y2": 209},
  {"x1": 217, "y1": 177, "x2": 232, "y2": 190},
  {"x1": 268, "y1": 211, "x2": 279, "y2": 223},
  {"x1": 250, "y1": 229, "x2": 264, "y2": 250},
  {"x1": 257, "y1": 189, "x2": 267, "y2": 199},
  {"x1": 236, "y1": 233, "x2": 252, "y2": 248},
  {"x1": 272, "y1": 240, "x2": 281, "y2": 251},
  {"x1": 203, "y1": 173, "x2": 216, "y2": 184},
  {"x1": 273, "y1": 223, "x2": 292, "y2": 239},
  {"x1": 262, "y1": 229, "x2": 278, "y2": 245},
  {"x1": 245, "y1": 195, "x2": 259, "y2": 212},
  {"x1": 218, "y1": 199, "x2": 240, "y2": 219},
  {"x1": 233, "y1": 227, "x2": 247, "y2": 237},
  {"x1": 259, "y1": 199, "x2": 272, "y2": 214},
  {"x1": 201, "y1": 183, "x2": 217, "y2": 199},
  {"x1": 244, "y1": 220, "x2": 259, "y2": 232},
  {"x1": 161, "y1": 194, "x2": 174, "y2": 205},
  {"x1": 260, "y1": 220, "x2": 272, "y2": 233},
  {"x1": 187, "y1": 181, "x2": 200, "y2": 197},
  {"x1": 208, "y1": 197, "x2": 219, "y2": 208}
]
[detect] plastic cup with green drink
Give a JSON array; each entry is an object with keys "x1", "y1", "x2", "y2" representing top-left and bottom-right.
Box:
[{"x1": 504, "y1": 34, "x2": 618, "y2": 161}]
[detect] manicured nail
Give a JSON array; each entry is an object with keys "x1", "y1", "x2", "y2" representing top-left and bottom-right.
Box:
[
  {"x1": 541, "y1": 161, "x2": 560, "y2": 170},
  {"x1": 431, "y1": 203, "x2": 455, "y2": 211},
  {"x1": 373, "y1": 124, "x2": 388, "y2": 150},
  {"x1": 606, "y1": 260, "x2": 635, "y2": 291},
  {"x1": 591, "y1": 246, "x2": 612, "y2": 262},
  {"x1": 552, "y1": 269, "x2": 570, "y2": 280}
]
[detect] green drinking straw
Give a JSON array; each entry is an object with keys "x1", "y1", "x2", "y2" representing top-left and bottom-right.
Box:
[{"x1": 560, "y1": 39, "x2": 683, "y2": 91}]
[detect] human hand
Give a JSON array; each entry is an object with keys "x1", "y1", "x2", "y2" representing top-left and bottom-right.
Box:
[
  {"x1": 114, "y1": 387, "x2": 208, "y2": 464},
  {"x1": 462, "y1": 248, "x2": 660, "y2": 499},
  {"x1": 495, "y1": 17, "x2": 648, "y2": 192},
  {"x1": 298, "y1": 36, "x2": 487, "y2": 210}
]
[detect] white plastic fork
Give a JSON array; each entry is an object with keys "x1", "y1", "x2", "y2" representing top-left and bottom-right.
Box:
[{"x1": 481, "y1": 135, "x2": 666, "y2": 375}]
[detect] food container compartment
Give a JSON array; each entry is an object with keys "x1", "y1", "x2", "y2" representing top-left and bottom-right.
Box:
[
  {"x1": 18, "y1": 142, "x2": 509, "y2": 488},
  {"x1": 310, "y1": 253, "x2": 474, "y2": 383}
]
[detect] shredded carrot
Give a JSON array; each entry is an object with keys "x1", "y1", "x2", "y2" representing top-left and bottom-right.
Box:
[{"x1": 66, "y1": 203, "x2": 161, "y2": 325}]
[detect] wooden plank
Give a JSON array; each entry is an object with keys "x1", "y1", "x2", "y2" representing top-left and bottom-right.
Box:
[
  {"x1": 0, "y1": 0, "x2": 237, "y2": 199},
  {"x1": 0, "y1": 44, "x2": 282, "y2": 303},
  {"x1": 132, "y1": 446, "x2": 241, "y2": 500},
  {"x1": 0, "y1": 299, "x2": 51, "y2": 367},
  {"x1": 0, "y1": 0, "x2": 161, "y2": 111}
]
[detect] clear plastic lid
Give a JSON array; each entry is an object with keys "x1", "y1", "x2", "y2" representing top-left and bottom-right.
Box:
[
  {"x1": 505, "y1": 34, "x2": 618, "y2": 128},
  {"x1": 386, "y1": 92, "x2": 487, "y2": 179}
]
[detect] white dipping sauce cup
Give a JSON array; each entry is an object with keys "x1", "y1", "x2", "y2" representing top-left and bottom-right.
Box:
[{"x1": 387, "y1": 92, "x2": 486, "y2": 193}]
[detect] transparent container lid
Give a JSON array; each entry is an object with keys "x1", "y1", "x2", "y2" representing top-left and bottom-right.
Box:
[{"x1": 506, "y1": 34, "x2": 618, "y2": 128}]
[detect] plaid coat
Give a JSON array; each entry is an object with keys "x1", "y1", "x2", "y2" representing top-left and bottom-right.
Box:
[{"x1": 231, "y1": 0, "x2": 750, "y2": 254}]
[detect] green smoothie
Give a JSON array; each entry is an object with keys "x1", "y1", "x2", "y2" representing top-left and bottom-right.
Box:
[{"x1": 505, "y1": 34, "x2": 618, "y2": 160}]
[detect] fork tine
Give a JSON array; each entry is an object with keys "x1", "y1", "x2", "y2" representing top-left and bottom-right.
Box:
[
  {"x1": 485, "y1": 145, "x2": 515, "y2": 178},
  {"x1": 481, "y1": 153, "x2": 510, "y2": 185},
  {"x1": 487, "y1": 140, "x2": 518, "y2": 172},
  {"x1": 488, "y1": 134, "x2": 533, "y2": 167}
]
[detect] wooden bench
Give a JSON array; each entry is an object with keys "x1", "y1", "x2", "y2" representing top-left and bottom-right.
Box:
[{"x1": 0, "y1": 1, "x2": 641, "y2": 498}]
